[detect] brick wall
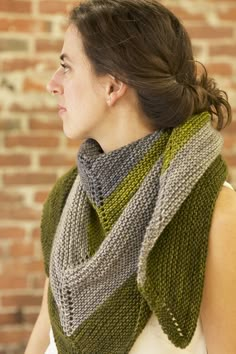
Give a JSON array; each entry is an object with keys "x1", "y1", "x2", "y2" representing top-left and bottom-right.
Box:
[{"x1": 0, "y1": 0, "x2": 235, "y2": 353}]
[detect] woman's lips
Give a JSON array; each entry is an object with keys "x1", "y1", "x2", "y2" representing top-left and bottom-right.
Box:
[{"x1": 58, "y1": 105, "x2": 67, "y2": 115}]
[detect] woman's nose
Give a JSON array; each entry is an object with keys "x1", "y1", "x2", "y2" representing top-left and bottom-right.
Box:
[{"x1": 46, "y1": 71, "x2": 63, "y2": 96}]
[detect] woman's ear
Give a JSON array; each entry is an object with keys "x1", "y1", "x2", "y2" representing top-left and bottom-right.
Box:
[{"x1": 106, "y1": 75, "x2": 127, "y2": 106}]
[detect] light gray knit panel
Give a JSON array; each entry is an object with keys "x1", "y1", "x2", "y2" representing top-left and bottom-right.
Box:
[{"x1": 138, "y1": 120, "x2": 223, "y2": 286}]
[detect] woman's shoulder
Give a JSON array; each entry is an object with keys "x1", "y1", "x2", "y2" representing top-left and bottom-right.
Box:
[
  {"x1": 200, "y1": 182, "x2": 236, "y2": 353},
  {"x1": 208, "y1": 181, "x2": 236, "y2": 274},
  {"x1": 208, "y1": 182, "x2": 236, "y2": 266},
  {"x1": 212, "y1": 182, "x2": 236, "y2": 229}
]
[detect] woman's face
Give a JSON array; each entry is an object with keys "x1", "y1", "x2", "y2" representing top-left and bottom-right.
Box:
[{"x1": 47, "y1": 24, "x2": 109, "y2": 141}]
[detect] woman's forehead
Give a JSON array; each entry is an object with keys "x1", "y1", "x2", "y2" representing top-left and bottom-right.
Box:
[{"x1": 61, "y1": 25, "x2": 86, "y2": 62}]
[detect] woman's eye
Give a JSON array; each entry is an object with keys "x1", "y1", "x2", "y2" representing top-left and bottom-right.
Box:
[{"x1": 60, "y1": 63, "x2": 70, "y2": 73}]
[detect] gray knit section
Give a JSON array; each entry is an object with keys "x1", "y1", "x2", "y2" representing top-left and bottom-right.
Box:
[
  {"x1": 50, "y1": 174, "x2": 90, "y2": 268},
  {"x1": 137, "y1": 121, "x2": 223, "y2": 286},
  {"x1": 77, "y1": 129, "x2": 162, "y2": 206},
  {"x1": 49, "y1": 174, "x2": 91, "y2": 335},
  {"x1": 50, "y1": 157, "x2": 163, "y2": 336}
]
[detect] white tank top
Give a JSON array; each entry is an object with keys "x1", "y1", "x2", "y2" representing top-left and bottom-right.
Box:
[
  {"x1": 45, "y1": 181, "x2": 234, "y2": 354},
  {"x1": 45, "y1": 315, "x2": 206, "y2": 354}
]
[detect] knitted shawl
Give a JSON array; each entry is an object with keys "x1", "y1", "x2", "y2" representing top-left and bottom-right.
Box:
[{"x1": 41, "y1": 112, "x2": 227, "y2": 353}]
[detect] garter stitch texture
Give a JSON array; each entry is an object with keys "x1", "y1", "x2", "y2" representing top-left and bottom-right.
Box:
[{"x1": 41, "y1": 112, "x2": 227, "y2": 353}]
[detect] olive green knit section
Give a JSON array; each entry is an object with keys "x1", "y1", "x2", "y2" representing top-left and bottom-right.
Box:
[
  {"x1": 41, "y1": 166, "x2": 78, "y2": 276},
  {"x1": 48, "y1": 285, "x2": 78, "y2": 354},
  {"x1": 48, "y1": 274, "x2": 151, "y2": 354},
  {"x1": 139, "y1": 155, "x2": 227, "y2": 348},
  {"x1": 162, "y1": 112, "x2": 210, "y2": 173}
]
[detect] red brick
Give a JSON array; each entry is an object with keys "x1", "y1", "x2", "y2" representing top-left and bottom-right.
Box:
[
  {"x1": 2, "y1": 260, "x2": 44, "y2": 275},
  {"x1": 29, "y1": 118, "x2": 62, "y2": 131},
  {"x1": 0, "y1": 207, "x2": 40, "y2": 221},
  {"x1": 22, "y1": 312, "x2": 38, "y2": 324},
  {"x1": 0, "y1": 246, "x2": 5, "y2": 257},
  {"x1": 2, "y1": 58, "x2": 38, "y2": 71},
  {"x1": 0, "y1": 227, "x2": 25, "y2": 239},
  {"x1": 209, "y1": 44, "x2": 236, "y2": 56},
  {"x1": 0, "y1": 328, "x2": 30, "y2": 344},
  {"x1": 10, "y1": 242, "x2": 34, "y2": 257},
  {"x1": 223, "y1": 121, "x2": 236, "y2": 134},
  {"x1": 32, "y1": 227, "x2": 40, "y2": 240},
  {"x1": 0, "y1": 154, "x2": 31, "y2": 166},
  {"x1": 40, "y1": 154, "x2": 75, "y2": 167},
  {"x1": 25, "y1": 260, "x2": 44, "y2": 273},
  {"x1": 5, "y1": 135, "x2": 59, "y2": 148},
  {"x1": 0, "y1": 0, "x2": 31, "y2": 13},
  {"x1": 218, "y1": 9, "x2": 236, "y2": 21},
  {"x1": 2, "y1": 295, "x2": 42, "y2": 307},
  {"x1": 0, "y1": 191, "x2": 23, "y2": 203},
  {"x1": 168, "y1": 7, "x2": 205, "y2": 21},
  {"x1": 224, "y1": 155, "x2": 236, "y2": 166},
  {"x1": 0, "y1": 275, "x2": 27, "y2": 289},
  {"x1": 39, "y1": 1, "x2": 75, "y2": 14},
  {"x1": 0, "y1": 311, "x2": 24, "y2": 326},
  {"x1": 67, "y1": 138, "x2": 81, "y2": 148},
  {"x1": 36, "y1": 39, "x2": 63, "y2": 52},
  {"x1": 0, "y1": 313, "x2": 16, "y2": 326},
  {"x1": 0, "y1": 19, "x2": 51, "y2": 33},
  {"x1": 23, "y1": 77, "x2": 47, "y2": 93},
  {"x1": 231, "y1": 83, "x2": 236, "y2": 90},
  {"x1": 34, "y1": 191, "x2": 50, "y2": 203},
  {"x1": 2, "y1": 58, "x2": 57, "y2": 72},
  {"x1": 187, "y1": 26, "x2": 233, "y2": 39},
  {"x1": 223, "y1": 132, "x2": 236, "y2": 144},
  {"x1": 206, "y1": 63, "x2": 233, "y2": 76},
  {"x1": 31, "y1": 275, "x2": 46, "y2": 289},
  {"x1": 3, "y1": 172, "x2": 57, "y2": 185}
]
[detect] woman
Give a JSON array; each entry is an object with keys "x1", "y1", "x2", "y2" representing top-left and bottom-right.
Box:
[{"x1": 25, "y1": 0, "x2": 236, "y2": 353}]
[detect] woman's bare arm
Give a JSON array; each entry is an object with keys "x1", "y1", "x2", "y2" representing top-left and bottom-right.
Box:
[
  {"x1": 200, "y1": 186, "x2": 236, "y2": 354},
  {"x1": 24, "y1": 277, "x2": 51, "y2": 354}
]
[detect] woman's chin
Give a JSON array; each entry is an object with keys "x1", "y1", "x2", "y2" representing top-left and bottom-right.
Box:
[{"x1": 63, "y1": 127, "x2": 87, "y2": 142}]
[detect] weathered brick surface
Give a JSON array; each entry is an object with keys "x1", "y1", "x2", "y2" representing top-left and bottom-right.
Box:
[
  {"x1": 0, "y1": 39, "x2": 29, "y2": 52},
  {"x1": 0, "y1": 0, "x2": 235, "y2": 352},
  {"x1": 5, "y1": 135, "x2": 60, "y2": 148},
  {"x1": 0, "y1": 154, "x2": 31, "y2": 166},
  {"x1": 0, "y1": 0, "x2": 32, "y2": 13},
  {"x1": 0, "y1": 227, "x2": 25, "y2": 239},
  {"x1": 3, "y1": 172, "x2": 57, "y2": 185}
]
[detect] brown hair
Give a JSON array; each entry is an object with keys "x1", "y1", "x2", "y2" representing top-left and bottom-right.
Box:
[{"x1": 69, "y1": 0, "x2": 231, "y2": 130}]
